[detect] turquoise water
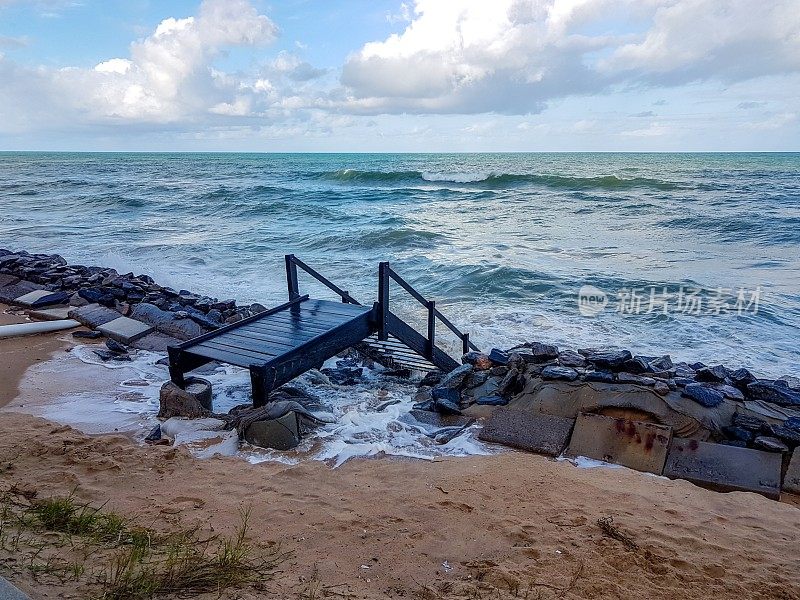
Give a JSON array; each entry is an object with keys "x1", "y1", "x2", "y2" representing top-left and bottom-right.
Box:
[{"x1": 1, "y1": 152, "x2": 798, "y2": 375}]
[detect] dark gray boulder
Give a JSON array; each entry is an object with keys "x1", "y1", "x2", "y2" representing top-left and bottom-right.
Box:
[
  {"x1": 541, "y1": 365, "x2": 578, "y2": 382},
  {"x1": 695, "y1": 365, "x2": 728, "y2": 383},
  {"x1": 746, "y1": 380, "x2": 800, "y2": 406},
  {"x1": 578, "y1": 348, "x2": 632, "y2": 370},
  {"x1": 682, "y1": 383, "x2": 724, "y2": 408}
]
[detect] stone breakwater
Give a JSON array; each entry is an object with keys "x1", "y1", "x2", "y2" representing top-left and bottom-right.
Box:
[
  {"x1": 0, "y1": 249, "x2": 263, "y2": 340},
  {"x1": 415, "y1": 343, "x2": 800, "y2": 452}
]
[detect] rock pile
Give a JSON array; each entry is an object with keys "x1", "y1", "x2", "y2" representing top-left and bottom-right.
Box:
[
  {"x1": 414, "y1": 341, "x2": 800, "y2": 454},
  {"x1": 0, "y1": 249, "x2": 265, "y2": 338}
]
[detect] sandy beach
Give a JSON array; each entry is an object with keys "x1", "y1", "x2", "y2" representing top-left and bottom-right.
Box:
[{"x1": 2, "y1": 304, "x2": 799, "y2": 599}]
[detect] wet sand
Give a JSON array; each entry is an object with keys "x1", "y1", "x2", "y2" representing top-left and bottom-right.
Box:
[{"x1": 1, "y1": 303, "x2": 799, "y2": 599}]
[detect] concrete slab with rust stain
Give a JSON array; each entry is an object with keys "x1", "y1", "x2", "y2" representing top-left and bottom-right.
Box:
[
  {"x1": 665, "y1": 438, "x2": 782, "y2": 500},
  {"x1": 566, "y1": 412, "x2": 672, "y2": 474}
]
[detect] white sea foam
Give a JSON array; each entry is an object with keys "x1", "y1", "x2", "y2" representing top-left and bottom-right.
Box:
[
  {"x1": 64, "y1": 346, "x2": 495, "y2": 467},
  {"x1": 421, "y1": 171, "x2": 492, "y2": 183}
]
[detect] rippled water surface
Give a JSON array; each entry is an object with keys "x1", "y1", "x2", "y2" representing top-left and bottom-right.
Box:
[{"x1": 1, "y1": 152, "x2": 798, "y2": 375}]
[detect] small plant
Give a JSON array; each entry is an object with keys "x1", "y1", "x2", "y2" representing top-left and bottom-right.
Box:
[{"x1": 597, "y1": 516, "x2": 638, "y2": 551}]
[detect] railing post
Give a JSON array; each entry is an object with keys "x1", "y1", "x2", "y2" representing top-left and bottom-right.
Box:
[
  {"x1": 426, "y1": 300, "x2": 436, "y2": 360},
  {"x1": 462, "y1": 332, "x2": 470, "y2": 356},
  {"x1": 285, "y1": 254, "x2": 299, "y2": 301},
  {"x1": 378, "y1": 262, "x2": 389, "y2": 341}
]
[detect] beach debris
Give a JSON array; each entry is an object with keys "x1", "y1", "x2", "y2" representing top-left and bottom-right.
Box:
[
  {"x1": 14, "y1": 288, "x2": 70, "y2": 308},
  {"x1": 0, "y1": 319, "x2": 81, "y2": 339},
  {"x1": 27, "y1": 306, "x2": 72, "y2": 321},
  {"x1": 664, "y1": 438, "x2": 782, "y2": 499},
  {"x1": 105, "y1": 338, "x2": 128, "y2": 354},
  {"x1": 479, "y1": 408, "x2": 574, "y2": 456},
  {"x1": 158, "y1": 378, "x2": 213, "y2": 419},
  {"x1": 597, "y1": 516, "x2": 638, "y2": 551},
  {"x1": 72, "y1": 329, "x2": 102, "y2": 339},
  {"x1": 566, "y1": 412, "x2": 673, "y2": 475},
  {"x1": 93, "y1": 349, "x2": 132, "y2": 362},
  {"x1": 67, "y1": 303, "x2": 120, "y2": 328},
  {"x1": 144, "y1": 424, "x2": 163, "y2": 443}
]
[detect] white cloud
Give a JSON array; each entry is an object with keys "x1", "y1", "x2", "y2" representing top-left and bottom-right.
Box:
[
  {"x1": 0, "y1": 0, "x2": 279, "y2": 129},
  {"x1": 341, "y1": 0, "x2": 800, "y2": 114}
]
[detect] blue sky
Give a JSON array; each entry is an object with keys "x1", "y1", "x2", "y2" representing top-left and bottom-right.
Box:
[{"x1": 0, "y1": 0, "x2": 798, "y2": 151}]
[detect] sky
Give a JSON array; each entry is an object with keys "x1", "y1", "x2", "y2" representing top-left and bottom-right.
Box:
[{"x1": 0, "y1": 0, "x2": 798, "y2": 152}]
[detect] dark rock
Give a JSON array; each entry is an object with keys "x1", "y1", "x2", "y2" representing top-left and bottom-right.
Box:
[
  {"x1": 584, "y1": 371, "x2": 614, "y2": 383},
  {"x1": 682, "y1": 383, "x2": 724, "y2": 408},
  {"x1": 695, "y1": 365, "x2": 728, "y2": 383},
  {"x1": 420, "y1": 370, "x2": 444, "y2": 388},
  {"x1": 557, "y1": 350, "x2": 586, "y2": 367},
  {"x1": 778, "y1": 375, "x2": 800, "y2": 390},
  {"x1": 785, "y1": 417, "x2": 800, "y2": 431},
  {"x1": 746, "y1": 380, "x2": 800, "y2": 406},
  {"x1": 72, "y1": 330, "x2": 102, "y2": 339},
  {"x1": 130, "y1": 302, "x2": 203, "y2": 340},
  {"x1": 413, "y1": 400, "x2": 435, "y2": 411},
  {"x1": 719, "y1": 439, "x2": 748, "y2": 448},
  {"x1": 578, "y1": 348, "x2": 632, "y2": 370},
  {"x1": 753, "y1": 436, "x2": 789, "y2": 453},
  {"x1": 653, "y1": 381, "x2": 670, "y2": 396},
  {"x1": 707, "y1": 383, "x2": 745, "y2": 401},
  {"x1": 432, "y1": 387, "x2": 462, "y2": 415},
  {"x1": 206, "y1": 309, "x2": 224, "y2": 323},
  {"x1": 674, "y1": 367, "x2": 697, "y2": 379},
  {"x1": 27, "y1": 290, "x2": 69, "y2": 307},
  {"x1": 620, "y1": 357, "x2": 649, "y2": 374},
  {"x1": 436, "y1": 364, "x2": 472, "y2": 389},
  {"x1": 689, "y1": 362, "x2": 707, "y2": 371},
  {"x1": 476, "y1": 395, "x2": 508, "y2": 406},
  {"x1": 249, "y1": 303, "x2": 267, "y2": 314},
  {"x1": 488, "y1": 348, "x2": 509, "y2": 365},
  {"x1": 78, "y1": 287, "x2": 116, "y2": 307},
  {"x1": 733, "y1": 413, "x2": 767, "y2": 432},
  {"x1": 647, "y1": 355, "x2": 673, "y2": 372},
  {"x1": 616, "y1": 372, "x2": 656, "y2": 386},
  {"x1": 212, "y1": 299, "x2": 236, "y2": 311},
  {"x1": 93, "y1": 349, "x2": 132, "y2": 362},
  {"x1": 674, "y1": 377, "x2": 695, "y2": 388},
  {"x1": 722, "y1": 425, "x2": 754, "y2": 443},
  {"x1": 321, "y1": 367, "x2": 363, "y2": 385},
  {"x1": 765, "y1": 425, "x2": 800, "y2": 446},
  {"x1": 382, "y1": 368, "x2": 412, "y2": 378},
  {"x1": 541, "y1": 365, "x2": 578, "y2": 382},
  {"x1": 489, "y1": 366, "x2": 509, "y2": 377},
  {"x1": 462, "y1": 351, "x2": 492, "y2": 370},
  {"x1": 105, "y1": 339, "x2": 128, "y2": 354},
  {"x1": 144, "y1": 425, "x2": 162, "y2": 443},
  {"x1": 498, "y1": 368, "x2": 525, "y2": 395},
  {"x1": 525, "y1": 341, "x2": 559, "y2": 362}
]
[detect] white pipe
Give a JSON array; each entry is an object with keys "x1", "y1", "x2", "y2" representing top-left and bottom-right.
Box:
[{"x1": 0, "y1": 319, "x2": 81, "y2": 339}]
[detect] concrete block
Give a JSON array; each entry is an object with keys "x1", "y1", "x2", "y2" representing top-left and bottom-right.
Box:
[
  {"x1": 97, "y1": 316, "x2": 153, "y2": 344},
  {"x1": 478, "y1": 408, "x2": 574, "y2": 456},
  {"x1": 14, "y1": 289, "x2": 69, "y2": 307},
  {"x1": 784, "y1": 452, "x2": 800, "y2": 495},
  {"x1": 566, "y1": 412, "x2": 672, "y2": 474},
  {"x1": 665, "y1": 438, "x2": 782, "y2": 500},
  {"x1": 28, "y1": 306, "x2": 71, "y2": 321},
  {"x1": 0, "y1": 576, "x2": 31, "y2": 600},
  {"x1": 244, "y1": 412, "x2": 300, "y2": 450},
  {"x1": 68, "y1": 303, "x2": 122, "y2": 328}
]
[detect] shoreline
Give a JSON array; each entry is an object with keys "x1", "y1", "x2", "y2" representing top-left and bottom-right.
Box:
[{"x1": 2, "y1": 250, "x2": 800, "y2": 597}]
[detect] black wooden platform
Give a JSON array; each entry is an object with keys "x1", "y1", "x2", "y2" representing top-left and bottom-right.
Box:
[{"x1": 168, "y1": 255, "x2": 478, "y2": 407}]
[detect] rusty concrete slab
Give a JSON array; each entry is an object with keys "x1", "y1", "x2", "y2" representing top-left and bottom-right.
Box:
[
  {"x1": 566, "y1": 412, "x2": 672, "y2": 474},
  {"x1": 664, "y1": 438, "x2": 782, "y2": 500},
  {"x1": 784, "y1": 452, "x2": 800, "y2": 495},
  {"x1": 478, "y1": 408, "x2": 574, "y2": 456}
]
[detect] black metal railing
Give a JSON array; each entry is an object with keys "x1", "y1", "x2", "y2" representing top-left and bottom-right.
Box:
[
  {"x1": 285, "y1": 254, "x2": 361, "y2": 305},
  {"x1": 378, "y1": 261, "x2": 478, "y2": 356}
]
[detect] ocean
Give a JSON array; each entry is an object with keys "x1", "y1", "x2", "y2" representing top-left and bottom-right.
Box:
[{"x1": 1, "y1": 152, "x2": 798, "y2": 377}]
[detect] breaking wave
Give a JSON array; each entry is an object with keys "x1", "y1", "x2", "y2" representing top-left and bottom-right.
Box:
[{"x1": 322, "y1": 169, "x2": 683, "y2": 191}]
